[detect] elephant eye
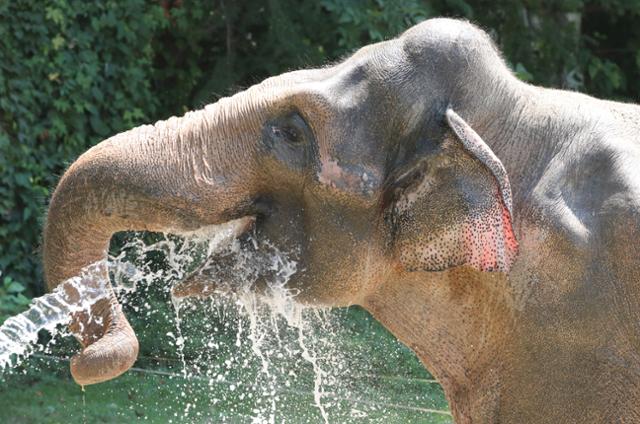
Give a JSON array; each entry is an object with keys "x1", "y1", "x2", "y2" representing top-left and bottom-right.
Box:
[
  {"x1": 270, "y1": 125, "x2": 301, "y2": 144},
  {"x1": 263, "y1": 112, "x2": 313, "y2": 149},
  {"x1": 262, "y1": 112, "x2": 314, "y2": 171}
]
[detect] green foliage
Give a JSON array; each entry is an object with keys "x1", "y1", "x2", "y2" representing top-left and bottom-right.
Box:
[
  {"x1": 2, "y1": 0, "x2": 640, "y2": 302},
  {"x1": 0, "y1": 0, "x2": 165, "y2": 295},
  {"x1": 151, "y1": 1, "x2": 337, "y2": 111},
  {"x1": 434, "y1": 0, "x2": 640, "y2": 99},
  {"x1": 321, "y1": 0, "x2": 430, "y2": 49},
  {"x1": 0, "y1": 275, "x2": 31, "y2": 322}
]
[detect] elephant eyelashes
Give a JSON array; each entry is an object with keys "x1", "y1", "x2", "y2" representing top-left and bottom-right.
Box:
[
  {"x1": 262, "y1": 112, "x2": 315, "y2": 171},
  {"x1": 263, "y1": 112, "x2": 310, "y2": 147},
  {"x1": 270, "y1": 125, "x2": 301, "y2": 144}
]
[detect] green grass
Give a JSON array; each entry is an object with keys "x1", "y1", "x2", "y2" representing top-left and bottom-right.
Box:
[
  {"x1": 1, "y1": 289, "x2": 451, "y2": 423},
  {"x1": 0, "y1": 360, "x2": 450, "y2": 423}
]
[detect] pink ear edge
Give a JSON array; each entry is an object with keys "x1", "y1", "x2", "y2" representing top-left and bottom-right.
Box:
[{"x1": 445, "y1": 109, "x2": 519, "y2": 273}]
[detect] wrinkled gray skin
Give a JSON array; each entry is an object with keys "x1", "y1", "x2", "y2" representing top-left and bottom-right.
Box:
[{"x1": 43, "y1": 18, "x2": 640, "y2": 423}]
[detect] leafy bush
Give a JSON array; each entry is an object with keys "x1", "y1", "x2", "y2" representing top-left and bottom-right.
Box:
[
  {"x1": 0, "y1": 0, "x2": 166, "y2": 295},
  {"x1": 2, "y1": 0, "x2": 640, "y2": 304},
  {"x1": 0, "y1": 275, "x2": 31, "y2": 322}
]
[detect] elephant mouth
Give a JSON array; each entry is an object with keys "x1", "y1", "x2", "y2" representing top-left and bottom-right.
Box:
[{"x1": 170, "y1": 215, "x2": 300, "y2": 302}]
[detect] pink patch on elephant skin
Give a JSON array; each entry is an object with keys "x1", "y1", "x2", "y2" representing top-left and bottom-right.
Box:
[
  {"x1": 318, "y1": 158, "x2": 346, "y2": 188},
  {"x1": 317, "y1": 157, "x2": 379, "y2": 196}
]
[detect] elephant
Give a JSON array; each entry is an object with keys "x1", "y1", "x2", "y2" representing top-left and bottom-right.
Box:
[{"x1": 42, "y1": 18, "x2": 640, "y2": 423}]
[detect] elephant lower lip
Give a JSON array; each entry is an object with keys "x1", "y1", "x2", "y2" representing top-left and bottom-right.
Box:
[
  {"x1": 171, "y1": 265, "x2": 281, "y2": 300},
  {"x1": 233, "y1": 216, "x2": 257, "y2": 236},
  {"x1": 171, "y1": 273, "x2": 229, "y2": 299},
  {"x1": 171, "y1": 226, "x2": 298, "y2": 301}
]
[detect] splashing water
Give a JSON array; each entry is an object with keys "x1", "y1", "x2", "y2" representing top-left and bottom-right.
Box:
[
  {"x1": 0, "y1": 222, "x2": 448, "y2": 422},
  {"x1": 0, "y1": 263, "x2": 111, "y2": 370},
  {"x1": 0, "y1": 220, "x2": 336, "y2": 422},
  {"x1": 167, "y1": 228, "x2": 335, "y2": 423},
  {"x1": 0, "y1": 221, "x2": 242, "y2": 372}
]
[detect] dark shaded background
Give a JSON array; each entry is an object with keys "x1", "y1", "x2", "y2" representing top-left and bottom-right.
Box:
[{"x1": 1, "y1": 0, "x2": 639, "y2": 311}]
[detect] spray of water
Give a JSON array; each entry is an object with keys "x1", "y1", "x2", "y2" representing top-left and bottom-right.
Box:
[
  {"x1": 0, "y1": 263, "x2": 111, "y2": 370},
  {"x1": 0, "y1": 218, "x2": 448, "y2": 422},
  {"x1": 0, "y1": 221, "x2": 349, "y2": 422},
  {"x1": 167, "y1": 228, "x2": 337, "y2": 423},
  {"x1": 0, "y1": 221, "x2": 242, "y2": 371}
]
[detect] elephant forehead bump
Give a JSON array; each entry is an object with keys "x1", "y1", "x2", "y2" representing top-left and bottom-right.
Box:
[{"x1": 401, "y1": 18, "x2": 497, "y2": 58}]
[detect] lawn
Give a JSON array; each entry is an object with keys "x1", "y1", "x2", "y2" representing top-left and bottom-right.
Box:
[{"x1": 0, "y1": 302, "x2": 451, "y2": 423}]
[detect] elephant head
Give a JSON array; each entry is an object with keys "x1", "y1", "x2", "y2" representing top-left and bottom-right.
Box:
[{"x1": 43, "y1": 18, "x2": 519, "y2": 388}]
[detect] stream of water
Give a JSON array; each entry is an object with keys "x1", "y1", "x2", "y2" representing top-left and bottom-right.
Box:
[
  {"x1": 0, "y1": 220, "x2": 449, "y2": 422},
  {"x1": 0, "y1": 223, "x2": 371, "y2": 422}
]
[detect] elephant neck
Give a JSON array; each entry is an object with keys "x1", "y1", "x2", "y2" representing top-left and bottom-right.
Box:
[
  {"x1": 364, "y1": 264, "x2": 640, "y2": 423},
  {"x1": 363, "y1": 268, "x2": 518, "y2": 423}
]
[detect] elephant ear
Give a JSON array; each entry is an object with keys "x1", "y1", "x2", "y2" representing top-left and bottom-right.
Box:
[{"x1": 387, "y1": 109, "x2": 518, "y2": 273}]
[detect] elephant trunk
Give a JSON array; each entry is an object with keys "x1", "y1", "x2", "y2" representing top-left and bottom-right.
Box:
[{"x1": 43, "y1": 102, "x2": 261, "y2": 385}]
